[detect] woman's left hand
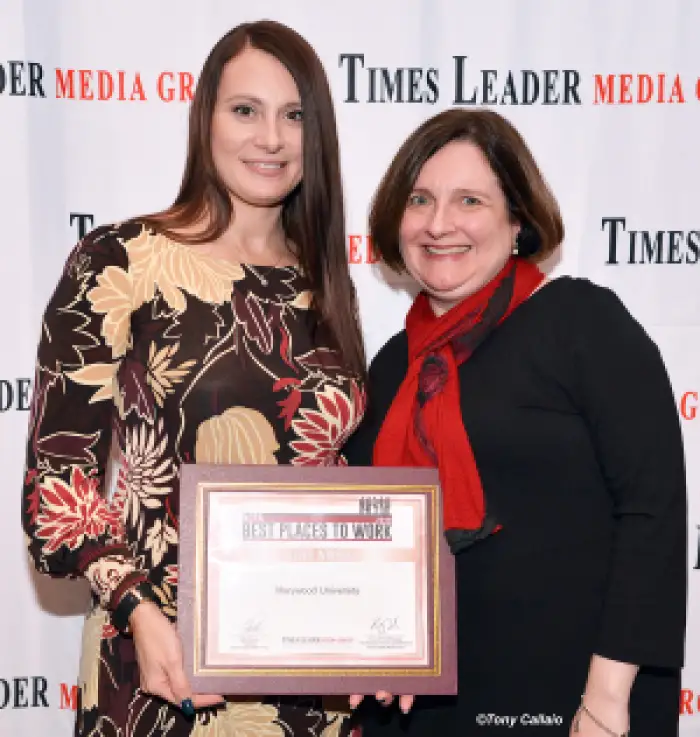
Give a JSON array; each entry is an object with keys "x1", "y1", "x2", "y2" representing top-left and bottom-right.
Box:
[{"x1": 570, "y1": 692, "x2": 629, "y2": 736}]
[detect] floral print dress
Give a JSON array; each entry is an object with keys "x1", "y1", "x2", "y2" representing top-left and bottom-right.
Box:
[{"x1": 21, "y1": 221, "x2": 365, "y2": 737}]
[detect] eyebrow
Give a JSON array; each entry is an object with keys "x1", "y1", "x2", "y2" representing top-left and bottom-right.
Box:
[
  {"x1": 410, "y1": 186, "x2": 492, "y2": 199},
  {"x1": 220, "y1": 94, "x2": 302, "y2": 107}
]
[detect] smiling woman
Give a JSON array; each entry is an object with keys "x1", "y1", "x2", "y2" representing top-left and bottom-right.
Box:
[
  {"x1": 210, "y1": 47, "x2": 304, "y2": 208},
  {"x1": 21, "y1": 19, "x2": 364, "y2": 737},
  {"x1": 343, "y1": 109, "x2": 687, "y2": 737},
  {"x1": 398, "y1": 140, "x2": 522, "y2": 315}
]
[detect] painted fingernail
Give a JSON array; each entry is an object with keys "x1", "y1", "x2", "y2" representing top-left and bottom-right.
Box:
[{"x1": 180, "y1": 698, "x2": 195, "y2": 718}]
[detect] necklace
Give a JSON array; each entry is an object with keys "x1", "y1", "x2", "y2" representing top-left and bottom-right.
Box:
[{"x1": 244, "y1": 238, "x2": 298, "y2": 286}]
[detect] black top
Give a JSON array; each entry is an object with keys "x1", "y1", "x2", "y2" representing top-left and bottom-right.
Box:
[{"x1": 343, "y1": 277, "x2": 687, "y2": 737}]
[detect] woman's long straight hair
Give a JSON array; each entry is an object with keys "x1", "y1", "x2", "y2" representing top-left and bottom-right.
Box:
[{"x1": 136, "y1": 20, "x2": 365, "y2": 376}]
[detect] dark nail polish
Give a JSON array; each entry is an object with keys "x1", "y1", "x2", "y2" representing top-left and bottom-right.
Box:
[{"x1": 180, "y1": 698, "x2": 195, "y2": 718}]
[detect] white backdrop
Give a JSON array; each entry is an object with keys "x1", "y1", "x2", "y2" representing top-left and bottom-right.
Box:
[{"x1": 1, "y1": 0, "x2": 699, "y2": 733}]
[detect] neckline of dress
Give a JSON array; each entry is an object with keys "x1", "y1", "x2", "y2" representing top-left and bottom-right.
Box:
[{"x1": 161, "y1": 232, "x2": 301, "y2": 272}]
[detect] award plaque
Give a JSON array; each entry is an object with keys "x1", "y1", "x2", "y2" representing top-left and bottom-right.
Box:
[{"x1": 177, "y1": 464, "x2": 457, "y2": 695}]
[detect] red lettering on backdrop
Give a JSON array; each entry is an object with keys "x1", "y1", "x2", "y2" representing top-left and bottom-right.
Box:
[
  {"x1": 157, "y1": 71, "x2": 175, "y2": 102},
  {"x1": 98, "y1": 70, "x2": 113, "y2": 101},
  {"x1": 79, "y1": 70, "x2": 93, "y2": 100},
  {"x1": 348, "y1": 235, "x2": 380, "y2": 264},
  {"x1": 60, "y1": 683, "x2": 78, "y2": 710},
  {"x1": 679, "y1": 688, "x2": 700, "y2": 715},
  {"x1": 157, "y1": 71, "x2": 195, "y2": 102},
  {"x1": 637, "y1": 75, "x2": 653, "y2": 103},
  {"x1": 680, "y1": 392, "x2": 698, "y2": 420},
  {"x1": 179, "y1": 72, "x2": 195, "y2": 101},
  {"x1": 680, "y1": 688, "x2": 692, "y2": 714},
  {"x1": 117, "y1": 71, "x2": 127, "y2": 101},
  {"x1": 593, "y1": 75, "x2": 614, "y2": 104},
  {"x1": 130, "y1": 72, "x2": 146, "y2": 101},
  {"x1": 348, "y1": 235, "x2": 362, "y2": 264},
  {"x1": 669, "y1": 74, "x2": 685, "y2": 103},
  {"x1": 54, "y1": 69, "x2": 147, "y2": 100},
  {"x1": 593, "y1": 73, "x2": 685, "y2": 104},
  {"x1": 55, "y1": 69, "x2": 74, "y2": 98},
  {"x1": 367, "y1": 236, "x2": 380, "y2": 264},
  {"x1": 619, "y1": 74, "x2": 633, "y2": 103}
]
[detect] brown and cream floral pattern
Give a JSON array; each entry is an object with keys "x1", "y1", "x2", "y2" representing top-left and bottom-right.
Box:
[{"x1": 21, "y1": 222, "x2": 365, "y2": 737}]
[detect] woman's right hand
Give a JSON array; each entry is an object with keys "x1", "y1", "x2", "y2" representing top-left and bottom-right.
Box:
[
  {"x1": 130, "y1": 600, "x2": 224, "y2": 715},
  {"x1": 350, "y1": 692, "x2": 414, "y2": 713}
]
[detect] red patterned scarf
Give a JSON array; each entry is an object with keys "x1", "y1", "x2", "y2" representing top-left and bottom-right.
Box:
[{"x1": 373, "y1": 257, "x2": 545, "y2": 553}]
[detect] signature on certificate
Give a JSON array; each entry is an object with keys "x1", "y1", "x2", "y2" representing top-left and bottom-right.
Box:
[
  {"x1": 370, "y1": 617, "x2": 400, "y2": 635},
  {"x1": 239, "y1": 616, "x2": 264, "y2": 646},
  {"x1": 364, "y1": 616, "x2": 412, "y2": 649}
]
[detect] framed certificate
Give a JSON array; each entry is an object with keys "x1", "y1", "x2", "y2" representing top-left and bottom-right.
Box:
[{"x1": 177, "y1": 464, "x2": 457, "y2": 695}]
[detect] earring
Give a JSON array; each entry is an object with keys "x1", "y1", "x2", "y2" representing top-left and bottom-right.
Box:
[{"x1": 512, "y1": 235, "x2": 519, "y2": 255}]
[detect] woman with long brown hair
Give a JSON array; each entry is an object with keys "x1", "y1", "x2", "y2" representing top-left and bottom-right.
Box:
[
  {"x1": 344, "y1": 109, "x2": 686, "y2": 736},
  {"x1": 21, "y1": 20, "x2": 365, "y2": 737}
]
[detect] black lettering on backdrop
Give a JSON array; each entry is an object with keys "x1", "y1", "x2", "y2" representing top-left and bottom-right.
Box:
[
  {"x1": 13, "y1": 678, "x2": 28, "y2": 708},
  {"x1": 0, "y1": 61, "x2": 45, "y2": 97},
  {"x1": 339, "y1": 53, "x2": 365, "y2": 103},
  {"x1": 10, "y1": 61, "x2": 25, "y2": 96},
  {"x1": 366, "y1": 66, "x2": 438, "y2": 103},
  {"x1": 452, "y1": 57, "x2": 581, "y2": 105},
  {"x1": 453, "y1": 56, "x2": 476, "y2": 103},
  {"x1": 339, "y1": 54, "x2": 438, "y2": 104},
  {"x1": 29, "y1": 62, "x2": 44, "y2": 97},
  {"x1": 668, "y1": 231, "x2": 684, "y2": 265},
  {"x1": 32, "y1": 677, "x2": 48, "y2": 708},
  {"x1": 602, "y1": 217, "x2": 627, "y2": 265},
  {"x1": 0, "y1": 379, "x2": 32, "y2": 411},
  {"x1": 339, "y1": 54, "x2": 581, "y2": 106},
  {"x1": 603, "y1": 217, "x2": 700, "y2": 265},
  {"x1": 0, "y1": 677, "x2": 48, "y2": 709},
  {"x1": 640, "y1": 231, "x2": 663, "y2": 264},
  {"x1": 17, "y1": 379, "x2": 31, "y2": 410},
  {"x1": 1, "y1": 380, "x2": 15, "y2": 412},
  {"x1": 377, "y1": 68, "x2": 402, "y2": 102},
  {"x1": 70, "y1": 213, "x2": 95, "y2": 241}
]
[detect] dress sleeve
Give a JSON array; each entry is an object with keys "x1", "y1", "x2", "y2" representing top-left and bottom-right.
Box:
[
  {"x1": 566, "y1": 280, "x2": 687, "y2": 669},
  {"x1": 21, "y1": 225, "x2": 148, "y2": 611}
]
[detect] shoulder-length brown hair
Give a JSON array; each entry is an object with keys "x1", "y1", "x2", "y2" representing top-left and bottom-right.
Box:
[
  {"x1": 136, "y1": 20, "x2": 365, "y2": 376},
  {"x1": 369, "y1": 108, "x2": 564, "y2": 269}
]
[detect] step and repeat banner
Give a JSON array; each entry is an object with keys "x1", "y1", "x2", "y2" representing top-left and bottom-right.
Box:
[{"x1": 1, "y1": 0, "x2": 699, "y2": 733}]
